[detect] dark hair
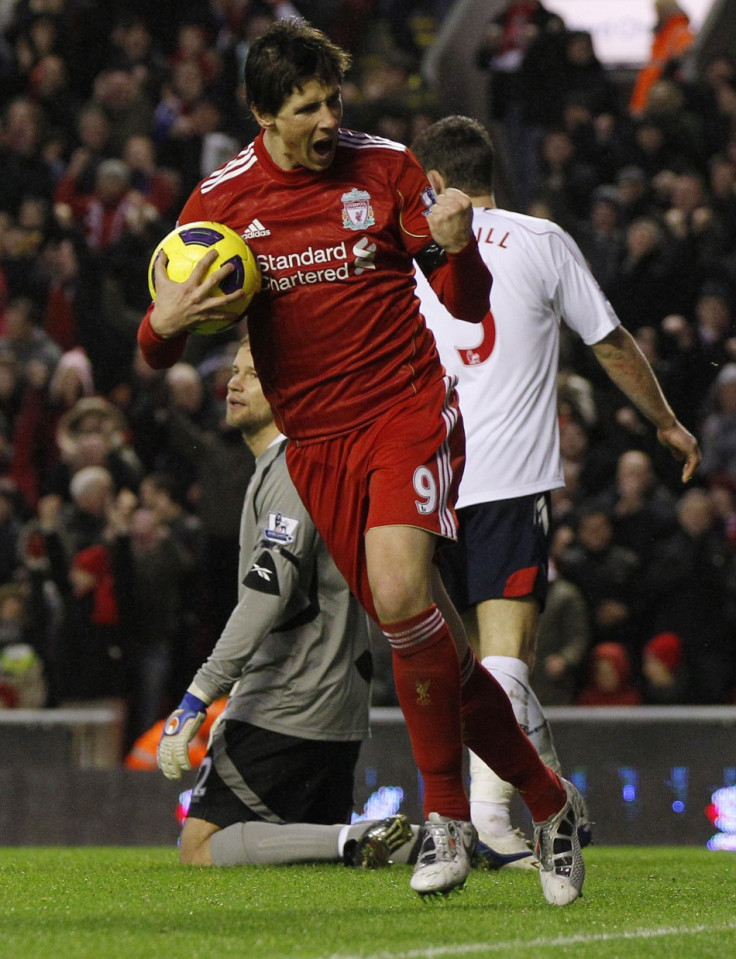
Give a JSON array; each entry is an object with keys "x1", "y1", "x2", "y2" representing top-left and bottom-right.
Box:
[
  {"x1": 411, "y1": 115, "x2": 494, "y2": 196},
  {"x1": 244, "y1": 19, "x2": 351, "y2": 117}
]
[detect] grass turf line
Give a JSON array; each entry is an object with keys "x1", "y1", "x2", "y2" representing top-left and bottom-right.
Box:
[{"x1": 1, "y1": 846, "x2": 734, "y2": 959}]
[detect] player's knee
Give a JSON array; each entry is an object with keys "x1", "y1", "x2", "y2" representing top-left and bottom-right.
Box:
[
  {"x1": 178, "y1": 821, "x2": 214, "y2": 865},
  {"x1": 372, "y1": 573, "x2": 430, "y2": 623},
  {"x1": 178, "y1": 840, "x2": 212, "y2": 866}
]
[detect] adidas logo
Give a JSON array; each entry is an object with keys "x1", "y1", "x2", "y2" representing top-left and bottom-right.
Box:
[{"x1": 243, "y1": 218, "x2": 271, "y2": 238}]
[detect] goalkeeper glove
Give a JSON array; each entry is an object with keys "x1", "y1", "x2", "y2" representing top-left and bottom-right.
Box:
[{"x1": 157, "y1": 691, "x2": 208, "y2": 780}]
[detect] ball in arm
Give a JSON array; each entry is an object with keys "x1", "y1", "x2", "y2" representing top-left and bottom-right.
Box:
[{"x1": 148, "y1": 220, "x2": 262, "y2": 334}]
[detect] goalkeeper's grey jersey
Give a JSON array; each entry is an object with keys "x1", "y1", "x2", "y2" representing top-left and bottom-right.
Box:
[{"x1": 190, "y1": 436, "x2": 371, "y2": 741}]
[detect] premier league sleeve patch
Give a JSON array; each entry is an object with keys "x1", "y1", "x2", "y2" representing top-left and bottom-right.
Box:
[
  {"x1": 244, "y1": 551, "x2": 280, "y2": 595},
  {"x1": 420, "y1": 185, "x2": 437, "y2": 214},
  {"x1": 262, "y1": 512, "x2": 299, "y2": 545}
]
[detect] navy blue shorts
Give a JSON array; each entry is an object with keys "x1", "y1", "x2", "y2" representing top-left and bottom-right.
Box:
[
  {"x1": 438, "y1": 492, "x2": 550, "y2": 613},
  {"x1": 187, "y1": 719, "x2": 361, "y2": 828}
]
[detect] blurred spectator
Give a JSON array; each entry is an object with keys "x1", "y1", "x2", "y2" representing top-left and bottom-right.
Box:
[
  {"x1": 699, "y1": 363, "x2": 736, "y2": 484},
  {"x1": 607, "y1": 216, "x2": 678, "y2": 332},
  {"x1": 167, "y1": 21, "x2": 223, "y2": 88},
  {"x1": 709, "y1": 473, "x2": 736, "y2": 550},
  {"x1": 54, "y1": 156, "x2": 138, "y2": 252},
  {"x1": 556, "y1": 413, "x2": 609, "y2": 508},
  {"x1": 0, "y1": 482, "x2": 22, "y2": 585},
  {"x1": 559, "y1": 506, "x2": 642, "y2": 653},
  {"x1": 107, "y1": 14, "x2": 169, "y2": 102},
  {"x1": 47, "y1": 394, "x2": 143, "y2": 499},
  {"x1": 475, "y1": 1, "x2": 564, "y2": 210},
  {"x1": 575, "y1": 641, "x2": 642, "y2": 706},
  {"x1": 138, "y1": 468, "x2": 206, "y2": 686},
  {"x1": 0, "y1": 294, "x2": 61, "y2": 372},
  {"x1": 643, "y1": 78, "x2": 705, "y2": 173},
  {"x1": 10, "y1": 348, "x2": 94, "y2": 510},
  {"x1": 0, "y1": 357, "x2": 20, "y2": 467},
  {"x1": 54, "y1": 465, "x2": 114, "y2": 544},
  {"x1": 121, "y1": 134, "x2": 178, "y2": 218},
  {"x1": 699, "y1": 60, "x2": 736, "y2": 156},
  {"x1": 615, "y1": 165, "x2": 653, "y2": 225},
  {"x1": 663, "y1": 170, "x2": 731, "y2": 301},
  {"x1": 85, "y1": 67, "x2": 154, "y2": 154},
  {"x1": 63, "y1": 104, "x2": 114, "y2": 195},
  {"x1": 61, "y1": 539, "x2": 125, "y2": 702},
  {"x1": 476, "y1": 0, "x2": 560, "y2": 123},
  {"x1": 624, "y1": 114, "x2": 693, "y2": 180},
  {"x1": 640, "y1": 630, "x2": 688, "y2": 704},
  {"x1": 0, "y1": 97, "x2": 55, "y2": 217},
  {"x1": 0, "y1": 639, "x2": 47, "y2": 708},
  {"x1": 154, "y1": 56, "x2": 236, "y2": 193},
  {"x1": 112, "y1": 503, "x2": 192, "y2": 748},
  {"x1": 558, "y1": 30, "x2": 619, "y2": 121},
  {"x1": 138, "y1": 469, "x2": 204, "y2": 566},
  {"x1": 26, "y1": 52, "x2": 79, "y2": 149},
  {"x1": 39, "y1": 227, "x2": 135, "y2": 393},
  {"x1": 557, "y1": 361, "x2": 597, "y2": 429},
  {"x1": 158, "y1": 359, "x2": 254, "y2": 643},
  {"x1": 630, "y1": 0, "x2": 696, "y2": 117},
  {"x1": 707, "y1": 152, "x2": 736, "y2": 257},
  {"x1": 531, "y1": 525, "x2": 591, "y2": 705},
  {"x1": 660, "y1": 280, "x2": 736, "y2": 422},
  {"x1": 591, "y1": 449, "x2": 678, "y2": 564},
  {"x1": 534, "y1": 126, "x2": 598, "y2": 226},
  {"x1": 641, "y1": 486, "x2": 736, "y2": 703},
  {"x1": 571, "y1": 185, "x2": 626, "y2": 297}
]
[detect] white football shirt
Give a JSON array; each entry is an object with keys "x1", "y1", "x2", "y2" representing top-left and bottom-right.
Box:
[{"x1": 416, "y1": 208, "x2": 620, "y2": 507}]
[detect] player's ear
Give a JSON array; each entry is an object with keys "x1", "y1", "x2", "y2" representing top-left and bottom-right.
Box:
[
  {"x1": 251, "y1": 105, "x2": 274, "y2": 130},
  {"x1": 427, "y1": 169, "x2": 445, "y2": 196}
]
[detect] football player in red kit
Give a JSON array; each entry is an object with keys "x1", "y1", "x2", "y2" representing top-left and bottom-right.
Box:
[{"x1": 138, "y1": 18, "x2": 586, "y2": 904}]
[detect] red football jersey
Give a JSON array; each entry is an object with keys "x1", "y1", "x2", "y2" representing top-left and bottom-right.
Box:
[{"x1": 140, "y1": 129, "x2": 491, "y2": 441}]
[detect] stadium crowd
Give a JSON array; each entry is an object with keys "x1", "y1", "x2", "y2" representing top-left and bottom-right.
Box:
[{"x1": 0, "y1": 0, "x2": 735, "y2": 751}]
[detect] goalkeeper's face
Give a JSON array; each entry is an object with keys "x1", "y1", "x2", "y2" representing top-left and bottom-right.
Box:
[{"x1": 226, "y1": 344, "x2": 274, "y2": 435}]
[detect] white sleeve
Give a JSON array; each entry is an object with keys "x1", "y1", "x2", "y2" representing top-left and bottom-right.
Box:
[{"x1": 548, "y1": 228, "x2": 621, "y2": 346}]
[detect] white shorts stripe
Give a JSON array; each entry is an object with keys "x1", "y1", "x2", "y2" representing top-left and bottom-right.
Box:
[{"x1": 436, "y1": 376, "x2": 459, "y2": 540}]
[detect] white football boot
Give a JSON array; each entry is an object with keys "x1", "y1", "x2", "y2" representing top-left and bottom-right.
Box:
[
  {"x1": 533, "y1": 778, "x2": 586, "y2": 906},
  {"x1": 410, "y1": 813, "x2": 477, "y2": 897}
]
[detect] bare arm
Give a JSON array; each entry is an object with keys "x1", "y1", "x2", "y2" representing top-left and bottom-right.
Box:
[{"x1": 591, "y1": 325, "x2": 702, "y2": 483}]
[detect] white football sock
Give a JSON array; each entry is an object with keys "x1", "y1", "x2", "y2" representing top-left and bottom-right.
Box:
[
  {"x1": 482, "y1": 655, "x2": 561, "y2": 770},
  {"x1": 470, "y1": 655, "x2": 561, "y2": 838}
]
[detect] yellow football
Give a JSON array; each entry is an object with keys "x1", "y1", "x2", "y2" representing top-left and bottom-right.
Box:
[{"x1": 148, "y1": 220, "x2": 261, "y2": 334}]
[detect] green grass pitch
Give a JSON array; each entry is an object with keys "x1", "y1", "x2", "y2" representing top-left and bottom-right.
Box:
[{"x1": 2, "y1": 846, "x2": 735, "y2": 959}]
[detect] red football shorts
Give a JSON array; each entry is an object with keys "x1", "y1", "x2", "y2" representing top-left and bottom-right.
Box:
[{"x1": 286, "y1": 377, "x2": 465, "y2": 619}]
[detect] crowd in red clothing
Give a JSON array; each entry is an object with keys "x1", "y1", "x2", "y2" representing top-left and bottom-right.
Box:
[{"x1": 0, "y1": 1, "x2": 735, "y2": 743}]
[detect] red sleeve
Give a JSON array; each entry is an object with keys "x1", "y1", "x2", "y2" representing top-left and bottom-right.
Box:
[
  {"x1": 137, "y1": 304, "x2": 187, "y2": 370},
  {"x1": 427, "y1": 237, "x2": 492, "y2": 324},
  {"x1": 396, "y1": 149, "x2": 492, "y2": 323}
]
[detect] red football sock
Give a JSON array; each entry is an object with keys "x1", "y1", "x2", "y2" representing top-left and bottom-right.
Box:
[
  {"x1": 382, "y1": 605, "x2": 470, "y2": 821},
  {"x1": 459, "y1": 647, "x2": 565, "y2": 822}
]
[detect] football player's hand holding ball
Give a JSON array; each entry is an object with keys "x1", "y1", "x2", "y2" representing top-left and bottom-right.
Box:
[{"x1": 157, "y1": 691, "x2": 208, "y2": 780}]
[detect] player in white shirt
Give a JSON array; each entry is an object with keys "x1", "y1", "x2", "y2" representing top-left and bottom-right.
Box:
[{"x1": 412, "y1": 116, "x2": 701, "y2": 868}]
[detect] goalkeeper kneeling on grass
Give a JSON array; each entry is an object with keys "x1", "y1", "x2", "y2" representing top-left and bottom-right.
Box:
[{"x1": 157, "y1": 337, "x2": 422, "y2": 869}]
